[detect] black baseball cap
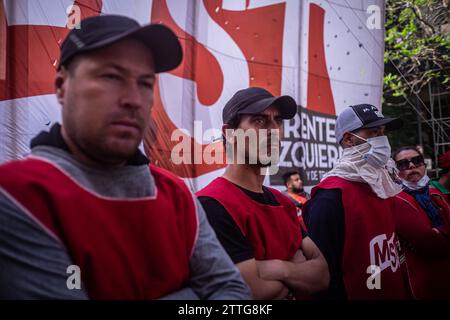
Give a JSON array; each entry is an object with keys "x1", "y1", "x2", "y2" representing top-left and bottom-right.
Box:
[
  {"x1": 335, "y1": 104, "x2": 403, "y2": 143},
  {"x1": 58, "y1": 15, "x2": 182, "y2": 73},
  {"x1": 222, "y1": 87, "x2": 297, "y2": 124}
]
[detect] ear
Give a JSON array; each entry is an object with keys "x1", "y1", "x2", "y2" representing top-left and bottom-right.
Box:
[
  {"x1": 341, "y1": 132, "x2": 354, "y2": 148},
  {"x1": 55, "y1": 67, "x2": 69, "y2": 106}
]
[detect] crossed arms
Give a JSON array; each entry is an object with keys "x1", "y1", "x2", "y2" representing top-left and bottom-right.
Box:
[{"x1": 236, "y1": 237, "x2": 330, "y2": 299}]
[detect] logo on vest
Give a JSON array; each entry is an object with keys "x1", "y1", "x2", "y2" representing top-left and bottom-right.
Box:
[{"x1": 369, "y1": 233, "x2": 400, "y2": 273}]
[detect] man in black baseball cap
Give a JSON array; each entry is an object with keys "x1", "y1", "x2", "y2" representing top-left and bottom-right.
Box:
[
  {"x1": 197, "y1": 87, "x2": 329, "y2": 300},
  {"x1": 0, "y1": 15, "x2": 251, "y2": 300},
  {"x1": 221, "y1": 87, "x2": 297, "y2": 167},
  {"x1": 222, "y1": 87, "x2": 297, "y2": 124}
]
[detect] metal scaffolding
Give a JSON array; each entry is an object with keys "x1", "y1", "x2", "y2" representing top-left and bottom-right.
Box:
[{"x1": 416, "y1": 80, "x2": 450, "y2": 178}]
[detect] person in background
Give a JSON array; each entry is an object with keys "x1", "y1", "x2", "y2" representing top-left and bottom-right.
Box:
[
  {"x1": 430, "y1": 150, "x2": 450, "y2": 203},
  {"x1": 393, "y1": 146, "x2": 450, "y2": 299},
  {"x1": 282, "y1": 171, "x2": 310, "y2": 229},
  {"x1": 303, "y1": 104, "x2": 409, "y2": 299}
]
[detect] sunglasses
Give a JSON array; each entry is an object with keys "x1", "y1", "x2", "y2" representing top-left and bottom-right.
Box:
[{"x1": 395, "y1": 155, "x2": 425, "y2": 171}]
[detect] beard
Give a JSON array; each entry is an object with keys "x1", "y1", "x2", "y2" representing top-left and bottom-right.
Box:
[{"x1": 292, "y1": 187, "x2": 304, "y2": 194}]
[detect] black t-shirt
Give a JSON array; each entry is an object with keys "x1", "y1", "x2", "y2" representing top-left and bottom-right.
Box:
[
  {"x1": 303, "y1": 188, "x2": 347, "y2": 300},
  {"x1": 198, "y1": 183, "x2": 307, "y2": 265}
]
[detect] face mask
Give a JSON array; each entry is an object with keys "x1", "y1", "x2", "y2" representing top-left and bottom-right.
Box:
[
  {"x1": 402, "y1": 174, "x2": 430, "y2": 191},
  {"x1": 351, "y1": 134, "x2": 391, "y2": 169},
  {"x1": 324, "y1": 140, "x2": 402, "y2": 199}
]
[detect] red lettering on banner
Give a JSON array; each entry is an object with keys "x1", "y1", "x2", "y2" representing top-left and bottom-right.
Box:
[
  {"x1": 204, "y1": 0, "x2": 285, "y2": 96},
  {"x1": 151, "y1": 0, "x2": 223, "y2": 106},
  {"x1": 307, "y1": 3, "x2": 335, "y2": 115}
]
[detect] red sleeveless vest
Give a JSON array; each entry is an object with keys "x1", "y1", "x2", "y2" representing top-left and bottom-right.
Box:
[
  {"x1": 0, "y1": 157, "x2": 198, "y2": 299},
  {"x1": 394, "y1": 190, "x2": 450, "y2": 299},
  {"x1": 312, "y1": 176, "x2": 408, "y2": 299},
  {"x1": 196, "y1": 177, "x2": 302, "y2": 260}
]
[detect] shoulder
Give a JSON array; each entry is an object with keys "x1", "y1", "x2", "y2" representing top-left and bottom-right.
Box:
[
  {"x1": 430, "y1": 188, "x2": 450, "y2": 209},
  {"x1": 149, "y1": 164, "x2": 191, "y2": 194},
  {"x1": 0, "y1": 157, "x2": 57, "y2": 190},
  {"x1": 196, "y1": 178, "x2": 227, "y2": 197},
  {"x1": 266, "y1": 187, "x2": 291, "y2": 203},
  {"x1": 198, "y1": 196, "x2": 226, "y2": 213},
  {"x1": 310, "y1": 188, "x2": 343, "y2": 205},
  {"x1": 316, "y1": 176, "x2": 367, "y2": 191},
  {"x1": 304, "y1": 188, "x2": 344, "y2": 223},
  {"x1": 430, "y1": 186, "x2": 446, "y2": 198}
]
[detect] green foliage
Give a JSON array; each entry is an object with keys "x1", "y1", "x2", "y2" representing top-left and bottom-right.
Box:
[
  {"x1": 383, "y1": 0, "x2": 449, "y2": 169},
  {"x1": 384, "y1": 0, "x2": 450, "y2": 98}
]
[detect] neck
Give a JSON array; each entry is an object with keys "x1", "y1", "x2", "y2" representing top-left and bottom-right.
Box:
[{"x1": 223, "y1": 164, "x2": 266, "y2": 193}]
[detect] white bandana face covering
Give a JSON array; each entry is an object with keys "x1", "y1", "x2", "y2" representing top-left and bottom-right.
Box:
[
  {"x1": 350, "y1": 133, "x2": 391, "y2": 169},
  {"x1": 323, "y1": 142, "x2": 402, "y2": 199},
  {"x1": 401, "y1": 174, "x2": 430, "y2": 191}
]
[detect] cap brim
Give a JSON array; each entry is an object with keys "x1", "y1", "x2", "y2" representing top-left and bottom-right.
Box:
[
  {"x1": 237, "y1": 95, "x2": 298, "y2": 119},
  {"x1": 62, "y1": 24, "x2": 182, "y2": 73},
  {"x1": 361, "y1": 117, "x2": 403, "y2": 132}
]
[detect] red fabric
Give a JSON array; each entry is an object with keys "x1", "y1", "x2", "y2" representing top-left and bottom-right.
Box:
[
  {"x1": 394, "y1": 190, "x2": 450, "y2": 299},
  {"x1": 196, "y1": 177, "x2": 302, "y2": 261},
  {"x1": 438, "y1": 151, "x2": 450, "y2": 169},
  {"x1": 312, "y1": 177, "x2": 408, "y2": 299},
  {"x1": 287, "y1": 192, "x2": 308, "y2": 206},
  {"x1": 286, "y1": 192, "x2": 308, "y2": 231},
  {"x1": 0, "y1": 158, "x2": 197, "y2": 299}
]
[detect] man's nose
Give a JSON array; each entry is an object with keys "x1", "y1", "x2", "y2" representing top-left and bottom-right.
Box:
[
  {"x1": 120, "y1": 82, "x2": 143, "y2": 109},
  {"x1": 374, "y1": 129, "x2": 384, "y2": 137}
]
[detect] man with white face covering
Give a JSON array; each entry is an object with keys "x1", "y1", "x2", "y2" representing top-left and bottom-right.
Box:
[
  {"x1": 303, "y1": 104, "x2": 409, "y2": 299},
  {"x1": 393, "y1": 146, "x2": 450, "y2": 299}
]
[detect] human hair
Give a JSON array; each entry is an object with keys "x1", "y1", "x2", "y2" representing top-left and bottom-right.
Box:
[
  {"x1": 282, "y1": 170, "x2": 300, "y2": 186},
  {"x1": 392, "y1": 146, "x2": 422, "y2": 161},
  {"x1": 60, "y1": 54, "x2": 84, "y2": 76},
  {"x1": 222, "y1": 114, "x2": 242, "y2": 147}
]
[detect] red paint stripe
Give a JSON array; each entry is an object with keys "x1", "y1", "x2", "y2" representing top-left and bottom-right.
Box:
[
  {"x1": 151, "y1": 0, "x2": 223, "y2": 106},
  {"x1": 0, "y1": 0, "x2": 102, "y2": 101},
  {"x1": 307, "y1": 3, "x2": 335, "y2": 115}
]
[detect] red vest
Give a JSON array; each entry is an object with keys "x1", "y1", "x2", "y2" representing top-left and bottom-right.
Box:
[
  {"x1": 395, "y1": 190, "x2": 450, "y2": 299},
  {"x1": 286, "y1": 192, "x2": 308, "y2": 231},
  {"x1": 196, "y1": 177, "x2": 302, "y2": 260},
  {"x1": 0, "y1": 157, "x2": 198, "y2": 299},
  {"x1": 312, "y1": 176, "x2": 408, "y2": 299}
]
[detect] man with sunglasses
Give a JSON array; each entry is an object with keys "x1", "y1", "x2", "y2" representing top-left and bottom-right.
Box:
[
  {"x1": 393, "y1": 146, "x2": 450, "y2": 299},
  {"x1": 303, "y1": 104, "x2": 409, "y2": 299}
]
